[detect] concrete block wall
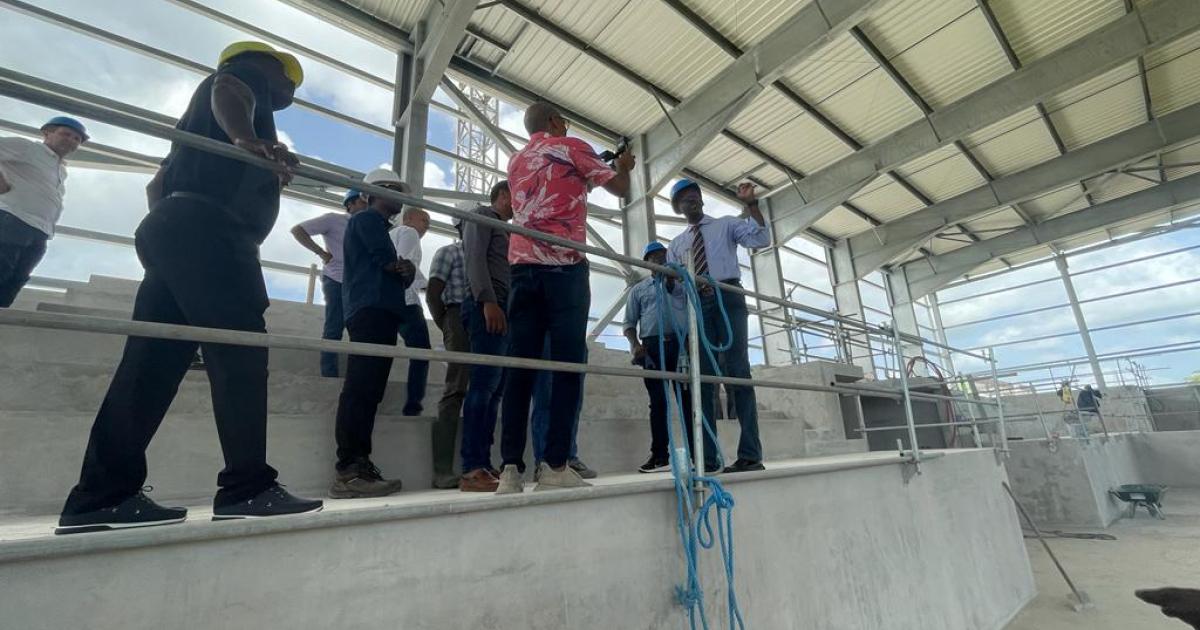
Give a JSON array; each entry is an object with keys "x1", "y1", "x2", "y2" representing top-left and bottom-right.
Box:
[
  {"x1": 988, "y1": 386, "x2": 1154, "y2": 439},
  {"x1": 1145, "y1": 384, "x2": 1200, "y2": 431}
]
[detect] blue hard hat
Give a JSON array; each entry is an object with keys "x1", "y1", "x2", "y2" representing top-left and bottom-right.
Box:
[
  {"x1": 342, "y1": 188, "x2": 363, "y2": 207},
  {"x1": 642, "y1": 241, "x2": 667, "y2": 260},
  {"x1": 669, "y1": 178, "x2": 700, "y2": 202},
  {"x1": 41, "y1": 116, "x2": 89, "y2": 141}
]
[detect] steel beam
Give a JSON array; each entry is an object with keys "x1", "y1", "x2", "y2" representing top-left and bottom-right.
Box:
[
  {"x1": 439, "y1": 77, "x2": 516, "y2": 155},
  {"x1": 846, "y1": 100, "x2": 1200, "y2": 277},
  {"x1": 829, "y1": 241, "x2": 876, "y2": 373},
  {"x1": 749, "y1": 198, "x2": 796, "y2": 365},
  {"x1": 637, "y1": 0, "x2": 884, "y2": 197},
  {"x1": 1055, "y1": 254, "x2": 1108, "y2": 391},
  {"x1": 772, "y1": 0, "x2": 1200, "y2": 243},
  {"x1": 904, "y1": 171, "x2": 1200, "y2": 297},
  {"x1": 398, "y1": 0, "x2": 479, "y2": 123}
]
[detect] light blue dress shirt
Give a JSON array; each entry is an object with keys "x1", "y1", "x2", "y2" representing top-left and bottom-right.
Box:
[{"x1": 667, "y1": 214, "x2": 770, "y2": 282}]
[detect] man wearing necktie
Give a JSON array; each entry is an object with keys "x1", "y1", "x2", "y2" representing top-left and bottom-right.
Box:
[{"x1": 667, "y1": 179, "x2": 770, "y2": 473}]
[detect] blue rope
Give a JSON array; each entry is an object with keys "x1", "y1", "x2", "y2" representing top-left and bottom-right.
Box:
[{"x1": 650, "y1": 264, "x2": 745, "y2": 630}]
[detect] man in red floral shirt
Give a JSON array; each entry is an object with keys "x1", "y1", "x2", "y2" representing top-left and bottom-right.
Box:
[{"x1": 494, "y1": 102, "x2": 635, "y2": 493}]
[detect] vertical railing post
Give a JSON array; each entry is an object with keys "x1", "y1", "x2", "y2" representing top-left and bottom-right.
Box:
[
  {"x1": 305, "y1": 263, "x2": 318, "y2": 305},
  {"x1": 989, "y1": 347, "x2": 1009, "y2": 455},
  {"x1": 687, "y1": 256, "x2": 704, "y2": 487},
  {"x1": 1031, "y1": 386, "x2": 1053, "y2": 441},
  {"x1": 891, "y1": 324, "x2": 920, "y2": 467}
]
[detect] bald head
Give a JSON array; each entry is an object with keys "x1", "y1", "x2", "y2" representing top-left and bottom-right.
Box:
[{"x1": 525, "y1": 101, "x2": 565, "y2": 136}]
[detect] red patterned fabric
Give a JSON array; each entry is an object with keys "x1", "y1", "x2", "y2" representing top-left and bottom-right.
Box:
[{"x1": 507, "y1": 132, "x2": 615, "y2": 266}]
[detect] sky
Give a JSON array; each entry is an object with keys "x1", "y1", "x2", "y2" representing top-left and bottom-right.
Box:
[{"x1": 2, "y1": 0, "x2": 1196, "y2": 381}]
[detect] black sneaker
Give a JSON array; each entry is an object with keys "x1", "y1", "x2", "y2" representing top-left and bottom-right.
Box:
[
  {"x1": 212, "y1": 484, "x2": 323, "y2": 521},
  {"x1": 638, "y1": 456, "x2": 671, "y2": 473},
  {"x1": 402, "y1": 402, "x2": 423, "y2": 416},
  {"x1": 723, "y1": 458, "x2": 765, "y2": 474},
  {"x1": 55, "y1": 489, "x2": 187, "y2": 535}
]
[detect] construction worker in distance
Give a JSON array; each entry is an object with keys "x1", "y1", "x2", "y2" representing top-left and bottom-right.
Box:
[
  {"x1": 0, "y1": 116, "x2": 88, "y2": 307},
  {"x1": 667, "y1": 179, "x2": 770, "y2": 474},
  {"x1": 291, "y1": 188, "x2": 369, "y2": 377},
  {"x1": 624, "y1": 241, "x2": 691, "y2": 473},
  {"x1": 495, "y1": 102, "x2": 635, "y2": 494},
  {"x1": 57, "y1": 41, "x2": 322, "y2": 534},
  {"x1": 329, "y1": 168, "x2": 418, "y2": 499}
]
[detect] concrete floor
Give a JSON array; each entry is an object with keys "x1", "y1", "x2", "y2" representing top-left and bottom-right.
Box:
[{"x1": 1008, "y1": 488, "x2": 1200, "y2": 629}]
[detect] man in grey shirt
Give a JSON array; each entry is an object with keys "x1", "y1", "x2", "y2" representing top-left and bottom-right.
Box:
[{"x1": 457, "y1": 181, "x2": 512, "y2": 492}]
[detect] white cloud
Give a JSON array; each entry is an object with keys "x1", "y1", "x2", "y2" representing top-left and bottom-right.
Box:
[{"x1": 424, "y1": 161, "x2": 453, "y2": 190}]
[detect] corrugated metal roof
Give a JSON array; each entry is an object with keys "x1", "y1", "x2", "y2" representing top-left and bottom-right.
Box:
[
  {"x1": 751, "y1": 164, "x2": 790, "y2": 188},
  {"x1": 779, "y1": 30, "x2": 876, "y2": 105},
  {"x1": 522, "y1": 0, "x2": 625, "y2": 41},
  {"x1": 987, "y1": 0, "x2": 1124, "y2": 65},
  {"x1": 593, "y1": 1, "x2": 729, "y2": 101},
  {"x1": 728, "y1": 89, "x2": 807, "y2": 144},
  {"x1": 814, "y1": 68, "x2": 925, "y2": 145},
  {"x1": 895, "y1": 144, "x2": 989, "y2": 202},
  {"x1": 690, "y1": 136, "x2": 769, "y2": 185},
  {"x1": 1148, "y1": 46, "x2": 1200, "y2": 118},
  {"x1": 1021, "y1": 184, "x2": 1090, "y2": 222},
  {"x1": 1163, "y1": 139, "x2": 1200, "y2": 180},
  {"x1": 469, "y1": 4, "x2": 525, "y2": 43},
  {"x1": 1144, "y1": 29, "x2": 1200, "y2": 69},
  {"x1": 847, "y1": 178, "x2": 925, "y2": 223},
  {"x1": 344, "y1": 0, "x2": 431, "y2": 32},
  {"x1": 967, "y1": 113, "x2": 1061, "y2": 177},
  {"x1": 963, "y1": 207, "x2": 1024, "y2": 236},
  {"x1": 961, "y1": 106, "x2": 1041, "y2": 147},
  {"x1": 927, "y1": 231, "x2": 969, "y2": 255},
  {"x1": 1045, "y1": 64, "x2": 1147, "y2": 151},
  {"x1": 1084, "y1": 171, "x2": 1156, "y2": 204},
  {"x1": 753, "y1": 113, "x2": 853, "y2": 174},
  {"x1": 549, "y1": 58, "x2": 663, "y2": 134},
  {"x1": 890, "y1": 9, "x2": 1013, "y2": 109},
  {"x1": 858, "y1": 0, "x2": 975, "y2": 59},
  {"x1": 813, "y1": 205, "x2": 874, "y2": 239},
  {"x1": 681, "y1": 0, "x2": 813, "y2": 50},
  {"x1": 494, "y1": 26, "x2": 581, "y2": 95}
]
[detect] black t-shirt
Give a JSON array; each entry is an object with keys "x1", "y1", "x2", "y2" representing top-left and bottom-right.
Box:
[{"x1": 158, "y1": 60, "x2": 281, "y2": 243}]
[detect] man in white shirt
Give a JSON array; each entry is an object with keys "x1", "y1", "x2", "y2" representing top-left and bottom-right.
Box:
[
  {"x1": 0, "y1": 116, "x2": 87, "y2": 307},
  {"x1": 390, "y1": 206, "x2": 432, "y2": 416},
  {"x1": 290, "y1": 188, "x2": 368, "y2": 377}
]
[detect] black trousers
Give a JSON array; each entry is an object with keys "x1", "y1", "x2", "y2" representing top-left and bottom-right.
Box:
[
  {"x1": 641, "y1": 335, "x2": 690, "y2": 460},
  {"x1": 0, "y1": 209, "x2": 48, "y2": 308},
  {"x1": 334, "y1": 306, "x2": 429, "y2": 468},
  {"x1": 62, "y1": 197, "x2": 278, "y2": 515}
]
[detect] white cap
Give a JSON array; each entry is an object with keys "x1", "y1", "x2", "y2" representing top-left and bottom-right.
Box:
[{"x1": 363, "y1": 168, "x2": 403, "y2": 186}]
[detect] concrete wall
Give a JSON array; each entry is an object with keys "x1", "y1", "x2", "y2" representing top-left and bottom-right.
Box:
[
  {"x1": 0, "y1": 451, "x2": 1034, "y2": 630},
  {"x1": 1005, "y1": 431, "x2": 1200, "y2": 528},
  {"x1": 987, "y1": 386, "x2": 1154, "y2": 439},
  {"x1": 1146, "y1": 385, "x2": 1200, "y2": 431}
]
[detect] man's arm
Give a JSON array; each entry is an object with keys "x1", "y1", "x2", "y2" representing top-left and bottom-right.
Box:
[
  {"x1": 730, "y1": 183, "x2": 771, "y2": 249},
  {"x1": 290, "y1": 224, "x2": 331, "y2": 264},
  {"x1": 462, "y1": 218, "x2": 506, "y2": 334},
  {"x1": 211, "y1": 73, "x2": 296, "y2": 183},
  {"x1": 392, "y1": 226, "x2": 421, "y2": 264},
  {"x1": 601, "y1": 150, "x2": 635, "y2": 198},
  {"x1": 353, "y1": 215, "x2": 415, "y2": 281},
  {"x1": 0, "y1": 138, "x2": 32, "y2": 194},
  {"x1": 623, "y1": 286, "x2": 645, "y2": 360}
]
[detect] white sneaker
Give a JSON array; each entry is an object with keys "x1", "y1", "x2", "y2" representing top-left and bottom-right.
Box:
[
  {"x1": 533, "y1": 462, "x2": 592, "y2": 492},
  {"x1": 495, "y1": 465, "x2": 524, "y2": 495}
]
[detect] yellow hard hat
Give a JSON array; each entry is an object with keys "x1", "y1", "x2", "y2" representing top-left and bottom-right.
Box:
[{"x1": 217, "y1": 41, "x2": 304, "y2": 88}]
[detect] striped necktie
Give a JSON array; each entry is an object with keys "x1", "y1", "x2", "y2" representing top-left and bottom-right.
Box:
[{"x1": 690, "y1": 224, "x2": 709, "y2": 277}]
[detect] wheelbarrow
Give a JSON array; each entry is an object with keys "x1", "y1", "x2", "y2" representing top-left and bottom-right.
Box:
[{"x1": 1109, "y1": 484, "x2": 1167, "y2": 519}]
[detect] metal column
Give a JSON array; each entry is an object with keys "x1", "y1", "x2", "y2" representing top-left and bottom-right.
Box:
[
  {"x1": 1054, "y1": 254, "x2": 1108, "y2": 391},
  {"x1": 884, "y1": 267, "x2": 926, "y2": 376},
  {"x1": 749, "y1": 197, "x2": 796, "y2": 366},
  {"x1": 829, "y1": 240, "x2": 877, "y2": 375}
]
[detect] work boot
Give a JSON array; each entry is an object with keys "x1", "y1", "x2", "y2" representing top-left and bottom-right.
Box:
[
  {"x1": 568, "y1": 457, "x2": 598, "y2": 479},
  {"x1": 495, "y1": 465, "x2": 524, "y2": 495},
  {"x1": 328, "y1": 457, "x2": 403, "y2": 499},
  {"x1": 534, "y1": 462, "x2": 591, "y2": 492},
  {"x1": 722, "y1": 458, "x2": 765, "y2": 474},
  {"x1": 55, "y1": 488, "x2": 187, "y2": 535},
  {"x1": 459, "y1": 468, "x2": 500, "y2": 493},
  {"x1": 213, "y1": 484, "x2": 323, "y2": 520}
]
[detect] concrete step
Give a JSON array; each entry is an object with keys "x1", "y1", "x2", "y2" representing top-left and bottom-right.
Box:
[
  {"x1": 0, "y1": 407, "x2": 813, "y2": 517},
  {"x1": 7, "y1": 287, "x2": 67, "y2": 311}
]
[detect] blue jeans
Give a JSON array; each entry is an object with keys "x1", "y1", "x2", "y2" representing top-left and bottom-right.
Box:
[
  {"x1": 0, "y1": 209, "x2": 48, "y2": 308},
  {"x1": 460, "y1": 297, "x2": 507, "y2": 472},
  {"x1": 531, "y1": 337, "x2": 584, "y2": 463},
  {"x1": 500, "y1": 263, "x2": 590, "y2": 470},
  {"x1": 397, "y1": 303, "x2": 430, "y2": 412},
  {"x1": 319, "y1": 275, "x2": 344, "y2": 377},
  {"x1": 697, "y1": 285, "x2": 761, "y2": 463}
]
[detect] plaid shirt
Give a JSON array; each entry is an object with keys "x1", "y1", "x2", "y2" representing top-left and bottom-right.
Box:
[{"x1": 429, "y1": 242, "x2": 468, "y2": 306}]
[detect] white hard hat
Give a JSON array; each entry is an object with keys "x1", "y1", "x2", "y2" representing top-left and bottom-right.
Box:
[{"x1": 363, "y1": 168, "x2": 403, "y2": 186}]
